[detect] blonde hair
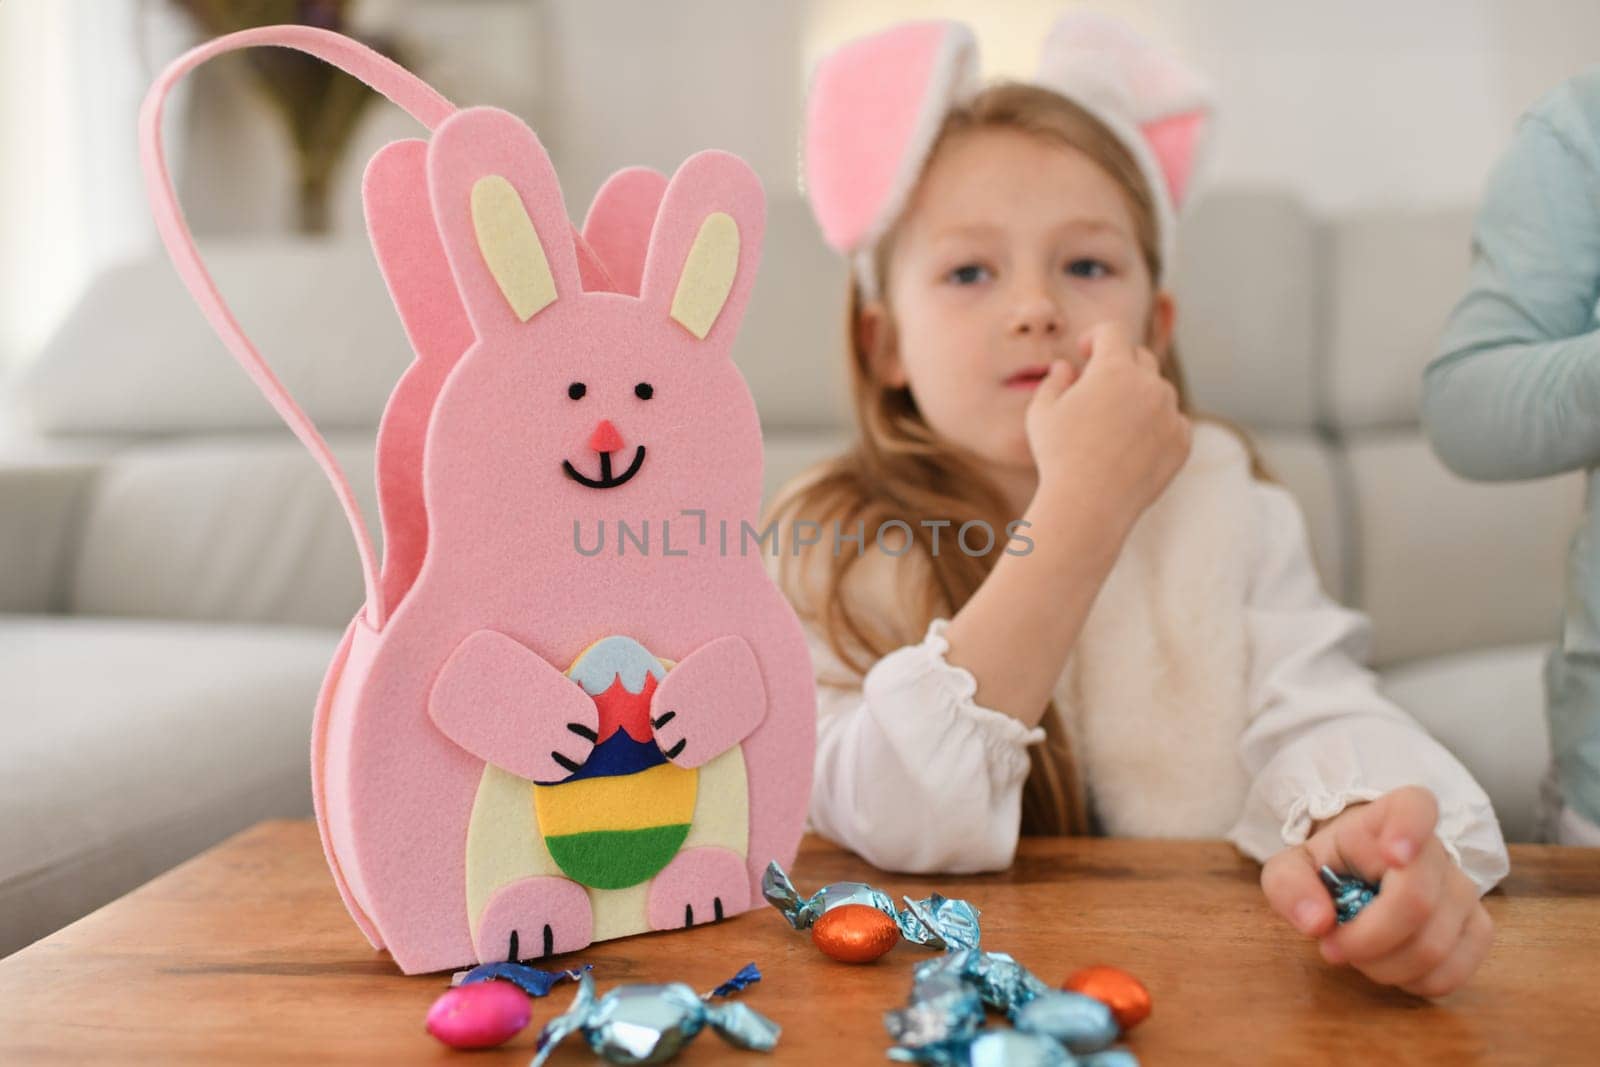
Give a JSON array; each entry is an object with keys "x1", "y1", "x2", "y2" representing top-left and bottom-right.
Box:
[{"x1": 769, "y1": 81, "x2": 1267, "y2": 836}]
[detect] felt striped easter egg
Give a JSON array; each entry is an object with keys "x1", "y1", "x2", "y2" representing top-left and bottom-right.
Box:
[{"x1": 533, "y1": 636, "x2": 698, "y2": 889}]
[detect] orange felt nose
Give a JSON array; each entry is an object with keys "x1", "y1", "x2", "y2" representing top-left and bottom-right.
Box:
[{"x1": 589, "y1": 419, "x2": 624, "y2": 453}]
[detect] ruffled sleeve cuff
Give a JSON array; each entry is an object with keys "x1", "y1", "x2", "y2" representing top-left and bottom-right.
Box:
[
  {"x1": 809, "y1": 616, "x2": 1046, "y2": 873},
  {"x1": 1227, "y1": 766, "x2": 1511, "y2": 897},
  {"x1": 864, "y1": 616, "x2": 1047, "y2": 780}
]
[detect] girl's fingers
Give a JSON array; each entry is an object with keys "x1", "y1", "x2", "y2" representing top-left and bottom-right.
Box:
[
  {"x1": 1078, "y1": 321, "x2": 1134, "y2": 371},
  {"x1": 1343, "y1": 874, "x2": 1474, "y2": 986},
  {"x1": 1077, "y1": 329, "x2": 1097, "y2": 364},
  {"x1": 1031, "y1": 359, "x2": 1075, "y2": 404},
  {"x1": 1327, "y1": 788, "x2": 1439, "y2": 883},
  {"x1": 1260, "y1": 845, "x2": 1337, "y2": 938},
  {"x1": 1371, "y1": 785, "x2": 1440, "y2": 868},
  {"x1": 1401, "y1": 903, "x2": 1494, "y2": 999},
  {"x1": 1321, "y1": 840, "x2": 1448, "y2": 965},
  {"x1": 1133, "y1": 345, "x2": 1160, "y2": 373}
]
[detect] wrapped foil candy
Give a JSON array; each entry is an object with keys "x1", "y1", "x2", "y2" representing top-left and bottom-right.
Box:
[
  {"x1": 912, "y1": 948, "x2": 1051, "y2": 1015},
  {"x1": 1320, "y1": 865, "x2": 1379, "y2": 924},
  {"x1": 898, "y1": 892, "x2": 983, "y2": 953},
  {"x1": 1011, "y1": 992, "x2": 1119, "y2": 1053},
  {"x1": 453, "y1": 961, "x2": 590, "y2": 997},
  {"x1": 532, "y1": 963, "x2": 779, "y2": 1066},
  {"x1": 762, "y1": 861, "x2": 981, "y2": 961},
  {"x1": 426, "y1": 980, "x2": 533, "y2": 1050},
  {"x1": 426, "y1": 961, "x2": 589, "y2": 1049},
  {"x1": 889, "y1": 1032, "x2": 1139, "y2": 1067},
  {"x1": 885, "y1": 978, "x2": 1135, "y2": 1066},
  {"x1": 886, "y1": 911, "x2": 1140, "y2": 1065},
  {"x1": 1078, "y1": 1053, "x2": 1142, "y2": 1067},
  {"x1": 811, "y1": 905, "x2": 903, "y2": 963},
  {"x1": 884, "y1": 974, "x2": 985, "y2": 1053},
  {"x1": 1061, "y1": 966, "x2": 1151, "y2": 1032},
  {"x1": 707, "y1": 962, "x2": 763, "y2": 998},
  {"x1": 890, "y1": 1029, "x2": 1074, "y2": 1067}
]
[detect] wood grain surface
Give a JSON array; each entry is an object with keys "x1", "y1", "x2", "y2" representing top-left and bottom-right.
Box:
[{"x1": 2, "y1": 822, "x2": 1597, "y2": 1064}]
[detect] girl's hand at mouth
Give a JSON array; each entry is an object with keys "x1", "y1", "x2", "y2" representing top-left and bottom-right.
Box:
[{"x1": 1023, "y1": 320, "x2": 1191, "y2": 537}]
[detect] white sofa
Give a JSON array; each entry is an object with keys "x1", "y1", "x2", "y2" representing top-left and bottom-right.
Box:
[{"x1": 0, "y1": 190, "x2": 1579, "y2": 957}]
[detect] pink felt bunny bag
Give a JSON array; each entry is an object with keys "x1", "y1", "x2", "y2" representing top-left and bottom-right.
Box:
[{"x1": 140, "y1": 26, "x2": 815, "y2": 974}]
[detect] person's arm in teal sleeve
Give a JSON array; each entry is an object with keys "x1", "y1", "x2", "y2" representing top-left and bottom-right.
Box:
[{"x1": 1422, "y1": 111, "x2": 1600, "y2": 481}]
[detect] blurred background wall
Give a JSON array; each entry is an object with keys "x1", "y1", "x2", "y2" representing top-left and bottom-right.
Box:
[{"x1": 3, "y1": 0, "x2": 1599, "y2": 373}]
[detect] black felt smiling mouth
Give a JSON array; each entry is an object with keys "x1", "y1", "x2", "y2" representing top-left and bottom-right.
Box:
[
  {"x1": 566, "y1": 405, "x2": 649, "y2": 490},
  {"x1": 563, "y1": 446, "x2": 647, "y2": 490}
]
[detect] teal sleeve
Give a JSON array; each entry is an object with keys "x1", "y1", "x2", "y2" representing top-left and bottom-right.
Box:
[{"x1": 1422, "y1": 113, "x2": 1600, "y2": 481}]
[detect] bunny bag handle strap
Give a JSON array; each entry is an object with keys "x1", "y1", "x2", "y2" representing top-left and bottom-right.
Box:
[{"x1": 139, "y1": 25, "x2": 456, "y2": 630}]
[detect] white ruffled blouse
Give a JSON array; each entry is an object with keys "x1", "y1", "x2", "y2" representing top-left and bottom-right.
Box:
[{"x1": 773, "y1": 424, "x2": 1510, "y2": 895}]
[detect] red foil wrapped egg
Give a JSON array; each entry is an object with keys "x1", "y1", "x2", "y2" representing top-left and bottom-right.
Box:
[
  {"x1": 425, "y1": 979, "x2": 532, "y2": 1049},
  {"x1": 811, "y1": 903, "x2": 901, "y2": 963},
  {"x1": 1062, "y1": 965, "x2": 1151, "y2": 1031}
]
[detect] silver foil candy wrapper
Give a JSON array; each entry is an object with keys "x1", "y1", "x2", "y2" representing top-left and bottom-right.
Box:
[
  {"x1": 1320, "y1": 864, "x2": 1380, "y2": 924},
  {"x1": 531, "y1": 964, "x2": 779, "y2": 1066},
  {"x1": 911, "y1": 948, "x2": 1052, "y2": 1015},
  {"x1": 761, "y1": 860, "x2": 982, "y2": 950},
  {"x1": 889, "y1": 944, "x2": 1135, "y2": 1065}
]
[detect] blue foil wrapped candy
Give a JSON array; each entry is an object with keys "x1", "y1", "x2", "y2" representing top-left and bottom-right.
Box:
[
  {"x1": 898, "y1": 892, "x2": 983, "y2": 953},
  {"x1": 911, "y1": 948, "x2": 1052, "y2": 1015},
  {"x1": 885, "y1": 977, "x2": 1134, "y2": 1066},
  {"x1": 453, "y1": 961, "x2": 590, "y2": 997},
  {"x1": 761, "y1": 861, "x2": 981, "y2": 955},
  {"x1": 889, "y1": 1031, "x2": 1140, "y2": 1067},
  {"x1": 427, "y1": 962, "x2": 590, "y2": 1050},
  {"x1": 1011, "y1": 991, "x2": 1120, "y2": 1054},
  {"x1": 1079, "y1": 1053, "x2": 1142, "y2": 1067},
  {"x1": 884, "y1": 974, "x2": 985, "y2": 1055},
  {"x1": 707, "y1": 962, "x2": 763, "y2": 998},
  {"x1": 1319, "y1": 865, "x2": 1379, "y2": 924},
  {"x1": 532, "y1": 963, "x2": 779, "y2": 1066},
  {"x1": 887, "y1": 927, "x2": 1137, "y2": 1065},
  {"x1": 890, "y1": 1029, "x2": 1074, "y2": 1067}
]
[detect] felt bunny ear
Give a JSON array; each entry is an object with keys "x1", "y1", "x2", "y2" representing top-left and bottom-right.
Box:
[
  {"x1": 1035, "y1": 12, "x2": 1215, "y2": 220},
  {"x1": 638, "y1": 150, "x2": 765, "y2": 349},
  {"x1": 428, "y1": 107, "x2": 583, "y2": 342},
  {"x1": 802, "y1": 20, "x2": 977, "y2": 278},
  {"x1": 582, "y1": 166, "x2": 670, "y2": 298}
]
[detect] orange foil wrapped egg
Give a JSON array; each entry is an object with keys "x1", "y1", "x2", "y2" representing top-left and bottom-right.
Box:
[
  {"x1": 811, "y1": 903, "x2": 901, "y2": 963},
  {"x1": 1062, "y1": 965, "x2": 1151, "y2": 1031}
]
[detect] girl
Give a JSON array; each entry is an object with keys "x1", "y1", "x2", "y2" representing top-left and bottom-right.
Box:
[{"x1": 766, "y1": 14, "x2": 1509, "y2": 998}]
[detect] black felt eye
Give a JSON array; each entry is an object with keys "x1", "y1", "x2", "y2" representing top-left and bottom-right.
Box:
[
  {"x1": 635, "y1": 382, "x2": 654, "y2": 400},
  {"x1": 568, "y1": 382, "x2": 586, "y2": 400}
]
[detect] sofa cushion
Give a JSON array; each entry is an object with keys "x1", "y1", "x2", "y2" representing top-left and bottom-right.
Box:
[
  {"x1": 69, "y1": 433, "x2": 376, "y2": 629},
  {"x1": 0, "y1": 457, "x2": 100, "y2": 614},
  {"x1": 1380, "y1": 643, "x2": 1552, "y2": 844},
  {"x1": 0, "y1": 615, "x2": 337, "y2": 956},
  {"x1": 13, "y1": 240, "x2": 414, "y2": 436},
  {"x1": 1325, "y1": 210, "x2": 1475, "y2": 432},
  {"x1": 1346, "y1": 433, "x2": 1581, "y2": 667},
  {"x1": 65, "y1": 428, "x2": 853, "y2": 630}
]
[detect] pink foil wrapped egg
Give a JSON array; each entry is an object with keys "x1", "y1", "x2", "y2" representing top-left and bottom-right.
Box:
[{"x1": 425, "y1": 979, "x2": 532, "y2": 1049}]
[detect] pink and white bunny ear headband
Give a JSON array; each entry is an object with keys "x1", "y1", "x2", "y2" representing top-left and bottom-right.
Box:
[{"x1": 803, "y1": 12, "x2": 1215, "y2": 299}]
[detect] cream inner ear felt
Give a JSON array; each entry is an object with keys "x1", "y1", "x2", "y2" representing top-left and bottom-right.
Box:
[
  {"x1": 669, "y1": 212, "x2": 739, "y2": 340},
  {"x1": 471, "y1": 174, "x2": 558, "y2": 321}
]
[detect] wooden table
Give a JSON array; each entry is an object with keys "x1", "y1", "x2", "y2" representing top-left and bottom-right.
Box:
[{"x1": 1, "y1": 822, "x2": 1597, "y2": 1064}]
